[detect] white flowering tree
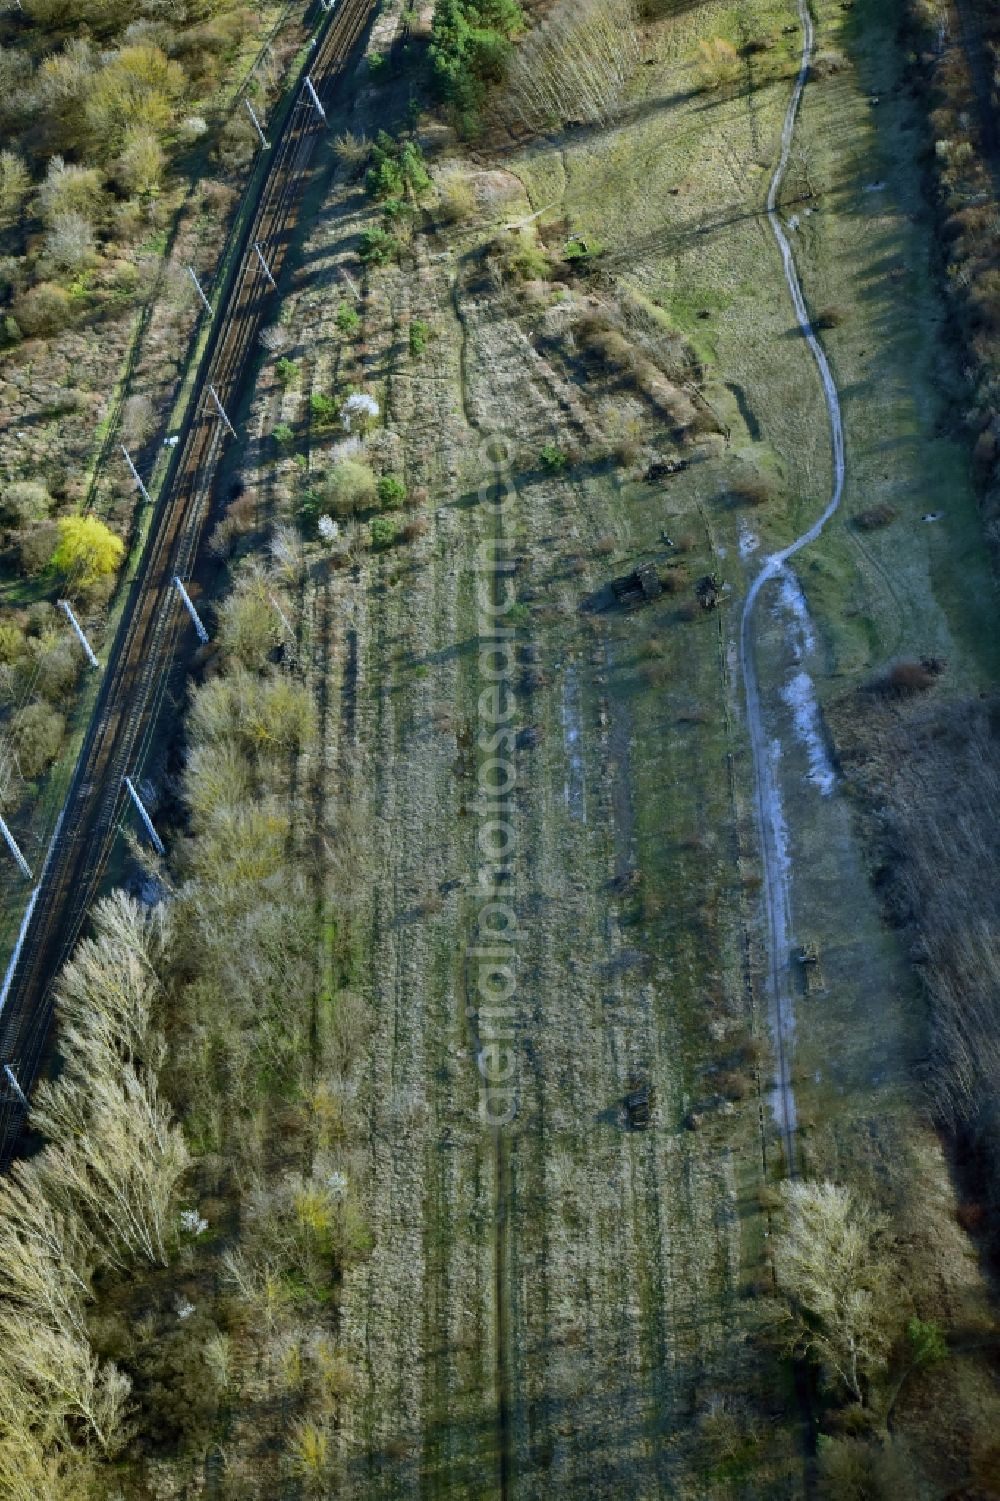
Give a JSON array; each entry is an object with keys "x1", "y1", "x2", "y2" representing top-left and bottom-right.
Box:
[{"x1": 340, "y1": 392, "x2": 379, "y2": 434}]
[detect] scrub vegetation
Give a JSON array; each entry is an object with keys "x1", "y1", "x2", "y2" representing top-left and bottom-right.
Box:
[
  {"x1": 0, "y1": 0, "x2": 304, "y2": 890},
  {"x1": 3, "y1": 0, "x2": 1000, "y2": 1494}
]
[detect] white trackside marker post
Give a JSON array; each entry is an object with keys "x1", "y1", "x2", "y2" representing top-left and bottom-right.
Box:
[
  {"x1": 244, "y1": 97, "x2": 270, "y2": 149},
  {"x1": 304, "y1": 74, "x2": 327, "y2": 122},
  {"x1": 124, "y1": 777, "x2": 165, "y2": 856},
  {"x1": 173, "y1": 576, "x2": 209, "y2": 643},
  {"x1": 187, "y1": 265, "x2": 213, "y2": 316},
  {"x1": 121, "y1": 444, "x2": 152, "y2": 504},
  {"x1": 207, "y1": 383, "x2": 236, "y2": 436},
  {"x1": 254, "y1": 241, "x2": 277, "y2": 288},
  {"x1": 58, "y1": 600, "x2": 99, "y2": 669},
  {"x1": 3, "y1": 1065, "x2": 27, "y2": 1108},
  {"x1": 0, "y1": 817, "x2": 31, "y2": 881}
]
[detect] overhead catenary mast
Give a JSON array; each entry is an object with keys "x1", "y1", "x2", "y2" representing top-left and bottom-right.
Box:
[
  {"x1": 207, "y1": 383, "x2": 237, "y2": 437},
  {"x1": 303, "y1": 73, "x2": 327, "y2": 122},
  {"x1": 58, "y1": 600, "x2": 100, "y2": 669},
  {"x1": 123, "y1": 777, "x2": 165, "y2": 856},
  {"x1": 186, "y1": 264, "x2": 213, "y2": 317},
  {"x1": 173, "y1": 577, "x2": 209, "y2": 643},
  {"x1": 253, "y1": 241, "x2": 277, "y2": 288},
  {"x1": 121, "y1": 443, "x2": 152, "y2": 504},
  {"x1": 0, "y1": 817, "x2": 31, "y2": 881},
  {"x1": 2, "y1": 1065, "x2": 27, "y2": 1109}
]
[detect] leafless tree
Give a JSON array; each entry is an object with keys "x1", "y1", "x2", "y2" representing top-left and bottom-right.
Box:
[
  {"x1": 773, "y1": 1180, "x2": 899, "y2": 1406},
  {"x1": 507, "y1": 0, "x2": 640, "y2": 131}
]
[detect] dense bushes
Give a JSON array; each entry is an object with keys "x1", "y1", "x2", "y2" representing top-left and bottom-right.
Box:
[
  {"x1": 0, "y1": 534, "x2": 370, "y2": 1491},
  {"x1": 0, "y1": 0, "x2": 280, "y2": 342},
  {"x1": 319, "y1": 457, "x2": 377, "y2": 518},
  {"x1": 0, "y1": 894, "x2": 185, "y2": 1491}
]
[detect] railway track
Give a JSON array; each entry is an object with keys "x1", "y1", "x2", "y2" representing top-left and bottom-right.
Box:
[{"x1": 0, "y1": 0, "x2": 375, "y2": 1163}]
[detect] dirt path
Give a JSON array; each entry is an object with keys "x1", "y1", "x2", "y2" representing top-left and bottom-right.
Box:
[{"x1": 740, "y1": 0, "x2": 847, "y2": 1169}]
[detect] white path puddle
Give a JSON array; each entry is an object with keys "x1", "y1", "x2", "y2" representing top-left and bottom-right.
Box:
[{"x1": 773, "y1": 568, "x2": 836, "y2": 796}]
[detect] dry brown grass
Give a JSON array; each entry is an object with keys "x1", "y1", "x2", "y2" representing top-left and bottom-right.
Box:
[{"x1": 727, "y1": 478, "x2": 770, "y2": 508}]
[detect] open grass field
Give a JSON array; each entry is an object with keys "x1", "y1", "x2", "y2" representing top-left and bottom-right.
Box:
[
  {"x1": 7, "y1": 0, "x2": 1000, "y2": 1493},
  {"x1": 155, "y1": 0, "x2": 998, "y2": 1492}
]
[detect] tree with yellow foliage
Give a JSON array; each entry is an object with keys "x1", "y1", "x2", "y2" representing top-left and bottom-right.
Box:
[
  {"x1": 50, "y1": 515, "x2": 125, "y2": 594},
  {"x1": 84, "y1": 44, "x2": 184, "y2": 150}
]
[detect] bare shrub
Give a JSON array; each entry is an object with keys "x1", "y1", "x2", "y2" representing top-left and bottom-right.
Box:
[
  {"x1": 217, "y1": 573, "x2": 282, "y2": 670},
  {"x1": 714, "y1": 1069, "x2": 751, "y2": 1101},
  {"x1": 816, "y1": 1436, "x2": 921, "y2": 1500},
  {"x1": 36, "y1": 157, "x2": 103, "y2": 225},
  {"x1": 260, "y1": 322, "x2": 290, "y2": 354},
  {"x1": 10, "y1": 701, "x2": 65, "y2": 778},
  {"x1": 437, "y1": 172, "x2": 476, "y2": 224},
  {"x1": 686, "y1": 405, "x2": 724, "y2": 438},
  {"x1": 696, "y1": 37, "x2": 740, "y2": 91},
  {"x1": 121, "y1": 392, "x2": 156, "y2": 446},
  {"x1": 32, "y1": 633, "x2": 80, "y2": 706},
  {"x1": 116, "y1": 126, "x2": 164, "y2": 196},
  {"x1": 1, "y1": 480, "x2": 52, "y2": 527},
  {"x1": 401, "y1": 517, "x2": 428, "y2": 544},
  {"x1": 0, "y1": 150, "x2": 30, "y2": 227},
  {"x1": 189, "y1": 667, "x2": 316, "y2": 755},
  {"x1": 0, "y1": 893, "x2": 183, "y2": 1484},
  {"x1": 883, "y1": 659, "x2": 939, "y2": 694},
  {"x1": 811, "y1": 48, "x2": 849, "y2": 79},
  {"x1": 216, "y1": 112, "x2": 256, "y2": 172},
  {"x1": 727, "y1": 478, "x2": 770, "y2": 507},
  {"x1": 864, "y1": 703, "x2": 1000, "y2": 1191},
  {"x1": 854, "y1": 503, "x2": 898, "y2": 531},
  {"x1": 634, "y1": 364, "x2": 697, "y2": 430},
  {"x1": 13, "y1": 282, "x2": 73, "y2": 337},
  {"x1": 333, "y1": 130, "x2": 369, "y2": 173}
]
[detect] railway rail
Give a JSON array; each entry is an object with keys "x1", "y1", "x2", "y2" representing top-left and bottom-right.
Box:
[{"x1": 0, "y1": 0, "x2": 375, "y2": 1164}]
